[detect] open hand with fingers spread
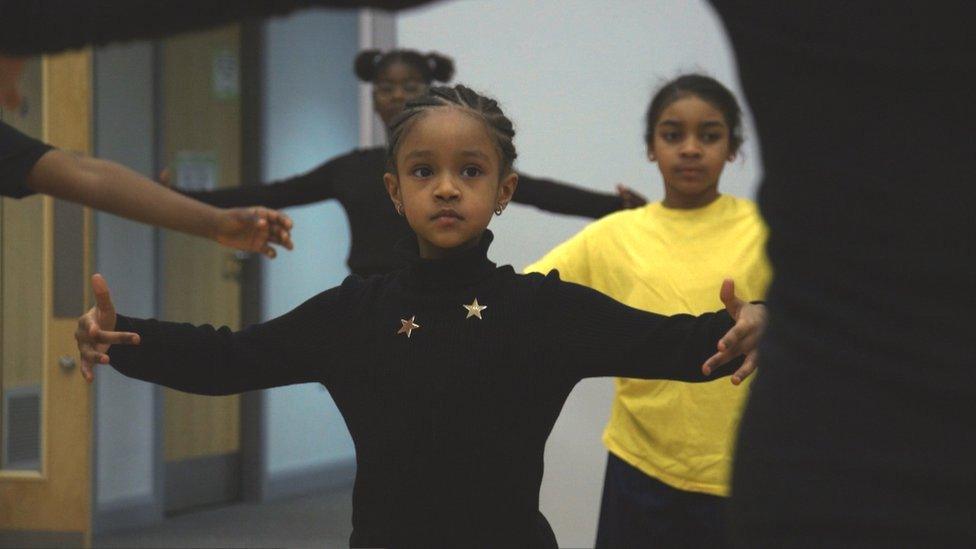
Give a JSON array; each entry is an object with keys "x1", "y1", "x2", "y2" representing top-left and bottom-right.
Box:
[
  {"x1": 701, "y1": 279, "x2": 767, "y2": 384},
  {"x1": 75, "y1": 274, "x2": 141, "y2": 383},
  {"x1": 156, "y1": 167, "x2": 295, "y2": 257},
  {"x1": 214, "y1": 206, "x2": 295, "y2": 258}
]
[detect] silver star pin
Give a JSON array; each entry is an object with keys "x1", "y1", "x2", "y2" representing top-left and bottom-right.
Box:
[
  {"x1": 397, "y1": 316, "x2": 420, "y2": 338},
  {"x1": 462, "y1": 298, "x2": 487, "y2": 320}
]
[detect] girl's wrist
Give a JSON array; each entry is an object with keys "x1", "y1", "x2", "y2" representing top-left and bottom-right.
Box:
[{"x1": 206, "y1": 206, "x2": 225, "y2": 242}]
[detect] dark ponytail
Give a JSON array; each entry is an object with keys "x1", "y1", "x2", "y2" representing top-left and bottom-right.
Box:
[{"x1": 353, "y1": 49, "x2": 455, "y2": 84}]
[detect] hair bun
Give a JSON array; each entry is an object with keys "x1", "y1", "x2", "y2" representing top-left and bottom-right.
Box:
[
  {"x1": 425, "y1": 52, "x2": 455, "y2": 82},
  {"x1": 353, "y1": 49, "x2": 383, "y2": 82}
]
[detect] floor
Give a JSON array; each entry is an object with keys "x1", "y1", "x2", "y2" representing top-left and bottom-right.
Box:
[{"x1": 93, "y1": 487, "x2": 353, "y2": 549}]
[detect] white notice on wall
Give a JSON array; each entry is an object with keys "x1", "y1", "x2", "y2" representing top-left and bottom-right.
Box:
[
  {"x1": 212, "y1": 49, "x2": 240, "y2": 100},
  {"x1": 174, "y1": 151, "x2": 219, "y2": 192}
]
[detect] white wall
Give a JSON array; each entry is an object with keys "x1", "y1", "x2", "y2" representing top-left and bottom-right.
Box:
[
  {"x1": 261, "y1": 9, "x2": 360, "y2": 476},
  {"x1": 93, "y1": 43, "x2": 158, "y2": 511},
  {"x1": 398, "y1": 1, "x2": 760, "y2": 545}
]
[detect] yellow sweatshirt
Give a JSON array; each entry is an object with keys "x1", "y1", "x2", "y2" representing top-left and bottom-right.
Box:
[{"x1": 525, "y1": 195, "x2": 770, "y2": 496}]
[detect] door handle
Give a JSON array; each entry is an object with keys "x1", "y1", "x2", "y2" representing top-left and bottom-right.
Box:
[
  {"x1": 58, "y1": 355, "x2": 76, "y2": 370},
  {"x1": 222, "y1": 251, "x2": 252, "y2": 281}
]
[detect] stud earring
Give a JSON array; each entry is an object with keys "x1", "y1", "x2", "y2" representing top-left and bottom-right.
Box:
[{"x1": 494, "y1": 205, "x2": 504, "y2": 216}]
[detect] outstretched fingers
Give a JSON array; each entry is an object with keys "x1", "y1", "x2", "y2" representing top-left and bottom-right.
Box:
[
  {"x1": 701, "y1": 347, "x2": 734, "y2": 377},
  {"x1": 88, "y1": 324, "x2": 141, "y2": 346},
  {"x1": 703, "y1": 295, "x2": 768, "y2": 381},
  {"x1": 271, "y1": 224, "x2": 294, "y2": 250},
  {"x1": 75, "y1": 321, "x2": 107, "y2": 383},
  {"x1": 701, "y1": 319, "x2": 755, "y2": 377},
  {"x1": 261, "y1": 208, "x2": 294, "y2": 250},
  {"x1": 265, "y1": 208, "x2": 293, "y2": 231},
  {"x1": 79, "y1": 346, "x2": 109, "y2": 381},
  {"x1": 76, "y1": 274, "x2": 140, "y2": 382},
  {"x1": 720, "y1": 278, "x2": 744, "y2": 320},
  {"x1": 91, "y1": 274, "x2": 116, "y2": 316},
  {"x1": 730, "y1": 351, "x2": 759, "y2": 385},
  {"x1": 75, "y1": 325, "x2": 139, "y2": 382}
]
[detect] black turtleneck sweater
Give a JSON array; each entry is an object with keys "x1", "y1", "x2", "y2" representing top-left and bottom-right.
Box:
[
  {"x1": 709, "y1": 3, "x2": 975, "y2": 546},
  {"x1": 107, "y1": 231, "x2": 740, "y2": 548},
  {"x1": 183, "y1": 148, "x2": 627, "y2": 276}
]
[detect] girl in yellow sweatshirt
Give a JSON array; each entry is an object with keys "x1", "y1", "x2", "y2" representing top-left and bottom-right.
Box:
[{"x1": 526, "y1": 74, "x2": 770, "y2": 548}]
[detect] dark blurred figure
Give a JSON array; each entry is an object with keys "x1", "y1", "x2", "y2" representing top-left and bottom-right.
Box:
[{"x1": 710, "y1": 2, "x2": 975, "y2": 547}]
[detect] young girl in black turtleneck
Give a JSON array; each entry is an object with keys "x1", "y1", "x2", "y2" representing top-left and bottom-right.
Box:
[
  {"x1": 164, "y1": 49, "x2": 645, "y2": 276},
  {"x1": 76, "y1": 85, "x2": 766, "y2": 548}
]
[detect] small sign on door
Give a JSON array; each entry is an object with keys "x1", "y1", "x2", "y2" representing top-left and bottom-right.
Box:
[
  {"x1": 212, "y1": 49, "x2": 240, "y2": 101},
  {"x1": 174, "y1": 151, "x2": 219, "y2": 191}
]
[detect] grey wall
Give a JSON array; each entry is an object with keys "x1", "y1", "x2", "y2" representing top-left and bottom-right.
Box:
[
  {"x1": 259, "y1": 9, "x2": 360, "y2": 483},
  {"x1": 398, "y1": 1, "x2": 761, "y2": 545},
  {"x1": 92, "y1": 42, "x2": 160, "y2": 532}
]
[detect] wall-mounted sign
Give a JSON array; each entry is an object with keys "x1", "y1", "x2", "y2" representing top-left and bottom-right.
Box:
[
  {"x1": 212, "y1": 49, "x2": 240, "y2": 101},
  {"x1": 174, "y1": 151, "x2": 218, "y2": 191}
]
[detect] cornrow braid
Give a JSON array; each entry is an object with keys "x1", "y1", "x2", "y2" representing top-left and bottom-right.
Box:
[{"x1": 386, "y1": 84, "x2": 518, "y2": 176}]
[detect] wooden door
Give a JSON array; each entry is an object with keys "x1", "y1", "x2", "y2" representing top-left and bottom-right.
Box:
[
  {"x1": 158, "y1": 25, "x2": 244, "y2": 513},
  {"x1": 0, "y1": 52, "x2": 94, "y2": 547}
]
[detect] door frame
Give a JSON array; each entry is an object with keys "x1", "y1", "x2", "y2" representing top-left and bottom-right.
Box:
[
  {"x1": 90, "y1": 8, "x2": 397, "y2": 532},
  {"x1": 237, "y1": 18, "x2": 267, "y2": 504},
  {"x1": 89, "y1": 22, "x2": 267, "y2": 535},
  {"x1": 0, "y1": 50, "x2": 94, "y2": 549},
  {"x1": 148, "y1": 19, "x2": 267, "y2": 512}
]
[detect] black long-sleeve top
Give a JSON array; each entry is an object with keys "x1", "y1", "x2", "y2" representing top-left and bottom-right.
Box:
[
  {"x1": 108, "y1": 230, "x2": 740, "y2": 548},
  {"x1": 183, "y1": 147, "x2": 626, "y2": 276},
  {"x1": 711, "y1": 2, "x2": 975, "y2": 545}
]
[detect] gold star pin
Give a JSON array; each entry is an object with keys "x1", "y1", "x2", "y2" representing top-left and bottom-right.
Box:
[
  {"x1": 462, "y1": 298, "x2": 487, "y2": 320},
  {"x1": 397, "y1": 316, "x2": 420, "y2": 338}
]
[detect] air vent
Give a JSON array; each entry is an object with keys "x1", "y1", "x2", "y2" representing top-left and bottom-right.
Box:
[{"x1": 2, "y1": 385, "x2": 41, "y2": 470}]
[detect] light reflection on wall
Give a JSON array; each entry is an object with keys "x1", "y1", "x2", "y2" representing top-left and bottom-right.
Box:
[{"x1": 260, "y1": 9, "x2": 359, "y2": 477}]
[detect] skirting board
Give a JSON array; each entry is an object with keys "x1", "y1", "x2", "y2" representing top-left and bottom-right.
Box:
[
  {"x1": 92, "y1": 493, "x2": 162, "y2": 535},
  {"x1": 0, "y1": 530, "x2": 84, "y2": 548},
  {"x1": 165, "y1": 453, "x2": 241, "y2": 513},
  {"x1": 263, "y1": 457, "x2": 357, "y2": 502}
]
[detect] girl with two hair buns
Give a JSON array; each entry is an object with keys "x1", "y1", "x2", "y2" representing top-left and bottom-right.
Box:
[{"x1": 162, "y1": 49, "x2": 646, "y2": 276}]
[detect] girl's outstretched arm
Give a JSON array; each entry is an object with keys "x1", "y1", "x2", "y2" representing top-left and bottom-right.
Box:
[
  {"x1": 75, "y1": 274, "x2": 354, "y2": 395},
  {"x1": 159, "y1": 156, "x2": 343, "y2": 211},
  {"x1": 25, "y1": 148, "x2": 294, "y2": 257},
  {"x1": 512, "y1": 172, "x2": 646, "y2": 219},
  {"x1": 540, "y1": 274, "x2": 766, "y2": 384}
]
